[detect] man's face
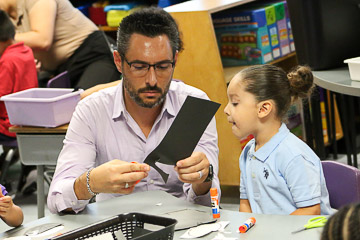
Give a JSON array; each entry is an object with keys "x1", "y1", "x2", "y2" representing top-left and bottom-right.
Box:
[{"x1": 114, "y1": 33, "x2": 176, "y2": 108}]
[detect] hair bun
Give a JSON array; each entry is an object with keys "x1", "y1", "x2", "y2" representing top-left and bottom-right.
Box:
[{"x1": 287, "y1": 65, "x2": 314, "y2": 100}]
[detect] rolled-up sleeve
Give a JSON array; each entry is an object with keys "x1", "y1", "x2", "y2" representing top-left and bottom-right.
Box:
[
  {"x1": 47, "y1": 101, "x2": 97, "y2": 214},
  {"x1": 183, "y1": 115, "x2": 220, "y2": 207}
]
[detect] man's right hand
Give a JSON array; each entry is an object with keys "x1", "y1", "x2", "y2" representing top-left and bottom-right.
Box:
[{"x1": 74, "y1": 160, "x2": 150, "y2": 200}]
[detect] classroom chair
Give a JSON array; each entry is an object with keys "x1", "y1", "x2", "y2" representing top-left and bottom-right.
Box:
[
  {"x1": 322, "y1": 160, "x2": 360, "y2": 209},
  {"x1": 42, "y1": 71, "x2": 71, "y2": 186},
  {"x1": 0, "y1": 138, "x2": 18, "y2": 185},
  {"x1": 46, "y1": 71, "x2": 71, "y2": 88}
]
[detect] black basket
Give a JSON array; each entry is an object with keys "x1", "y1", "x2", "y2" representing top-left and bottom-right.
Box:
[{"x1": 51, "y1": 212, "x2": 177, "y2": 240}]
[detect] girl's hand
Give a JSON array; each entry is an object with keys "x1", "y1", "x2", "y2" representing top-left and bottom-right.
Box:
[{"x1": 0, "y1": 192, "x2": 13, "y2": 218}]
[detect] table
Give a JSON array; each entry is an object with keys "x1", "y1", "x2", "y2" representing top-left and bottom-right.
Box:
[
  {"x1": 312, "y1": 67, "x2": 360, "y2": 166},
  {"x1": 9, "y1": 124, "x2": 68, "y2": 219},
  {"x1": 0, "y1": 190, "x2": 324, "y2": 240},
  {"x1": 312, "y1": 67, "x2": 360, "y2": 97}
]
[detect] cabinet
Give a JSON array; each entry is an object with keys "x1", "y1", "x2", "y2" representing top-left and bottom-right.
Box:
[{"x1": 165, "y1": 0, "x2": 297, "y2": 186}]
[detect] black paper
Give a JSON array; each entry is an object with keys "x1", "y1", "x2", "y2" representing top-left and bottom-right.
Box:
[{"x1": 144, "y1": 96, "x2": 220, "y2": 182}]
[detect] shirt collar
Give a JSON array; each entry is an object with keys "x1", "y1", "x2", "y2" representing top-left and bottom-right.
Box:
[
  {"x1": 112, "y1": 80, "x2": 176, "y2": 120},
  {"x1": 253, "y1": 123, "x2": 289, "y2": 162}
]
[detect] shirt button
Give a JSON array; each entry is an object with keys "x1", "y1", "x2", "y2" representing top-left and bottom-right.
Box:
[
  {"x1": 72, "y1": 201, "x2": 76, "y2": 206},
  {"x1": 150, "y1": 180, "x2": 154, "y2": 184},
  {"x1": 252, "y1": 156, "x2": 256, "y2": 160}
]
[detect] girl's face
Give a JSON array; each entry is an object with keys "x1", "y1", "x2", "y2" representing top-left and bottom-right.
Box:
[{"x1": 224, "y1": 77, "x2": 259, "y2": 140}]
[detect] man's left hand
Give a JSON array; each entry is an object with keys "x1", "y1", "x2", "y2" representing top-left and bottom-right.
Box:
[{"x1": 174, "y1": 152, "x2": 212, "y2": 195}]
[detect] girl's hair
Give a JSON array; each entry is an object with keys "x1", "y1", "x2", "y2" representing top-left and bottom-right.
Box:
[
  {"x1": 321, "y1": 204, "x2": 360, "y2": 240},
  {"x1": 237, "y1": 64, "x2": 314, "y2": 119}
]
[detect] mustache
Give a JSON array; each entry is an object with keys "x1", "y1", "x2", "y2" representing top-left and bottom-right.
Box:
[{"x1": 138, "y1": 85, "x2": 162, "y2": 93}]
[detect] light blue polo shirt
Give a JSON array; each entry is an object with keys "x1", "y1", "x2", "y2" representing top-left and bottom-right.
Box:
[{"x1": 239, "y1": 123, "x2": 332, "y2": 215}]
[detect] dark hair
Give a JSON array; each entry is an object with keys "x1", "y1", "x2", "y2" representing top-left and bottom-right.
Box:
[
  {"x1": 117, "y1": 7, "x2": 183, "y2": 59},
  {"x1": 321, "y1": 204, "x2": 360, "y2": 240},
  {"x1": 237, "y1": 64, "x2": 313, "y2": 119},
  {"x1": 0, "y1": 9, "x2": 15, "y2": 42}
]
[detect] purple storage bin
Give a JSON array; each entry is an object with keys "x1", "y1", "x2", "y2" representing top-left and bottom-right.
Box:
[{"x1": 0, "y1": 88, "x2": 83, "y2": 127}]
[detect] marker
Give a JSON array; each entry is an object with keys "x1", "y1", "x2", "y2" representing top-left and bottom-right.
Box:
[
  {"x1": 210, "y1": 188, "x2": 220, "y2": 218},
  {"x1": 239, "y1": 217, "x2": 256, "y2": 233}
]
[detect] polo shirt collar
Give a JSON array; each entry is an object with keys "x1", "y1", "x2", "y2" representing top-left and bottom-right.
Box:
[
  {"x1": 253, "y1": 123, "x2": 289, "y2": 162},
  {"x1": 112, "y1": 80, "x2": 176, "y2": 120}
]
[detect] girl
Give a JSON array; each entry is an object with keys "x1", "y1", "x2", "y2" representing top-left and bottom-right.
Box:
[
  {"x1": 224, "y1": 64, "x2": 332, "y2": 215},
  {"x1": 0, "y1": 184, "x2": 23, "y2": 227},
  {"x1": 321, "y1": 203, "x2": 360, "y2": 240}
]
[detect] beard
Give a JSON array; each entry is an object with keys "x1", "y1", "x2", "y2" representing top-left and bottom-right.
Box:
[{"x1": 122, "y1": 74, "x2": 171, "y2": 108}]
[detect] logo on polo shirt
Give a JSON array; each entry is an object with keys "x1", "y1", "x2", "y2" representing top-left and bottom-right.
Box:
[{"x1": 263, "y1": 168, "x2": 269, "y2": 179}]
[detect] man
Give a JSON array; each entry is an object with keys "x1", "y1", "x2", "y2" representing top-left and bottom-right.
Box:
[{"x1": 47, "y1": 7, "x2": 220, "y2": 214}]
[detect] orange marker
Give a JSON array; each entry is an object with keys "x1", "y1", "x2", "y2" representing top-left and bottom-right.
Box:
[
  {"x1": 210, "y1": 188, "x2": 220, "y2": 218},
  {"x1": 131, "y1": 162, "x2": 141, "y2": 185},
  {"x1": 239, "y1": 217, "x2": 256, "y2": 233}
]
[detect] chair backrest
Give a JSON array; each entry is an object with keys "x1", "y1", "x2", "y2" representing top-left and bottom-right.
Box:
[
  {"x1": 0, "y1": 139, "x2": 17, "y2": 148},
  {"x1": 322, "y1": 160, "x2": 360, "y2": 209},
  {"x1": 46, "y1": 71, "x2": 71, "y2": 88},
  {"x1": 0, "y1": 139, "x2": 18, "y2": 183}
]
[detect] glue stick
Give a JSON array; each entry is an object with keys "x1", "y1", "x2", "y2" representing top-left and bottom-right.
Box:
[
  {"x1": 210, "y1": 188, "x2": 220, "y2": 218},
  {"x1": 239, "y1": 217, "x2": 256, "y2": 233}
]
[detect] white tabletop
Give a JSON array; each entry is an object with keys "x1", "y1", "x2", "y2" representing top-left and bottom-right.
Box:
[{"x1": 0, "y1": 191, "x2": 324, "y2": 239}]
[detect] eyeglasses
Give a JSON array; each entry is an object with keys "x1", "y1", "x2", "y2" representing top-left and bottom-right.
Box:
[{"x1": 124, "y1": 57, "x2": 175, "y2": 77}]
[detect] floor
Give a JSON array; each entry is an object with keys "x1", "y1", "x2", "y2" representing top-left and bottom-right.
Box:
[{"x1": 0, "y1": 152, "x2": 358, "y2": 233}]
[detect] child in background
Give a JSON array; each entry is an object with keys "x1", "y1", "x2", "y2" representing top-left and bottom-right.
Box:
[
  {"x1": 0, "y1": 9, "x2": 38, "y2": 141},
  {"x1": 321, "y1": 203, "x2": 360, "y2": 240},
  {"x1": 224, "y1": 64, "x2": 332, "y2": 215},
  {"x1": 0, "y1": 183, "x2": 23, "y2": 227}
]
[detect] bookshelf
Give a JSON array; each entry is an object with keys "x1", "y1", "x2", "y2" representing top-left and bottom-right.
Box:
[{"x1": 165, "y1": 0, "x2": 298, "y2": 186}]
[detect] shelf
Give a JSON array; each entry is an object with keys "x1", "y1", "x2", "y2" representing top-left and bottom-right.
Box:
[
  {"x1": 166, "y1": 0, "x2": 255, "y2": 13},
  {"x1": 223, "y1": 52, "x2": 297, "y2": 83},
  {"x1": 98, "y1": 26, "x2": 118, "y2": 32},
  {"x1": 165, "y1": 0, "x2": 298, "y2": 186}
]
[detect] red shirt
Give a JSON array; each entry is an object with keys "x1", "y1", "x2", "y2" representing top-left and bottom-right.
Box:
[{"x1": 0, "y1": 42, "x2": 38, "y2": 137}]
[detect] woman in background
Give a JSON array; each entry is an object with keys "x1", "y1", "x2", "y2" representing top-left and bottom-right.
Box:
[{"x1": 0, "y1": 0, "x2": 119, "y2": 89}]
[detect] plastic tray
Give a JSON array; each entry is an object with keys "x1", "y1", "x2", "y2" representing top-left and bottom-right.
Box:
[
  {"x1": 0, "y1": 88, "x2": 83, "y2": 127},
  {"x1": 51, "y1": 212, "x2": 177, "y2": 240},
  {"x1": 344, "y1": 57, "x2": 360, "y2": 81}
]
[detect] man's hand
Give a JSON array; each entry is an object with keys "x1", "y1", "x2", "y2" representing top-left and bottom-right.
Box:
[
  {"x1": 74, "y1": 160, "x2": 150, "y2": 200},
  {"x1": 174, "y1": 152, "x2": 212, "y2": 196}
]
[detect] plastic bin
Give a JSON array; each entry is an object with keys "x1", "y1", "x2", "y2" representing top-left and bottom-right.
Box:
[
  {"x1": 0, "y1": 88, "x2": 83, "y2": 128},
  {"x1": 344, "y1": 57, "x2": 360, "y2": 81},
  {"x1": 51, "y1": 212, "x2": 177, "y2": 240}
]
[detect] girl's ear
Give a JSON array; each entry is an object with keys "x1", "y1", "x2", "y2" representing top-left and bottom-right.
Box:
[{"x1": 257, "y1": 100, "x2": 273, "y2": 118}]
